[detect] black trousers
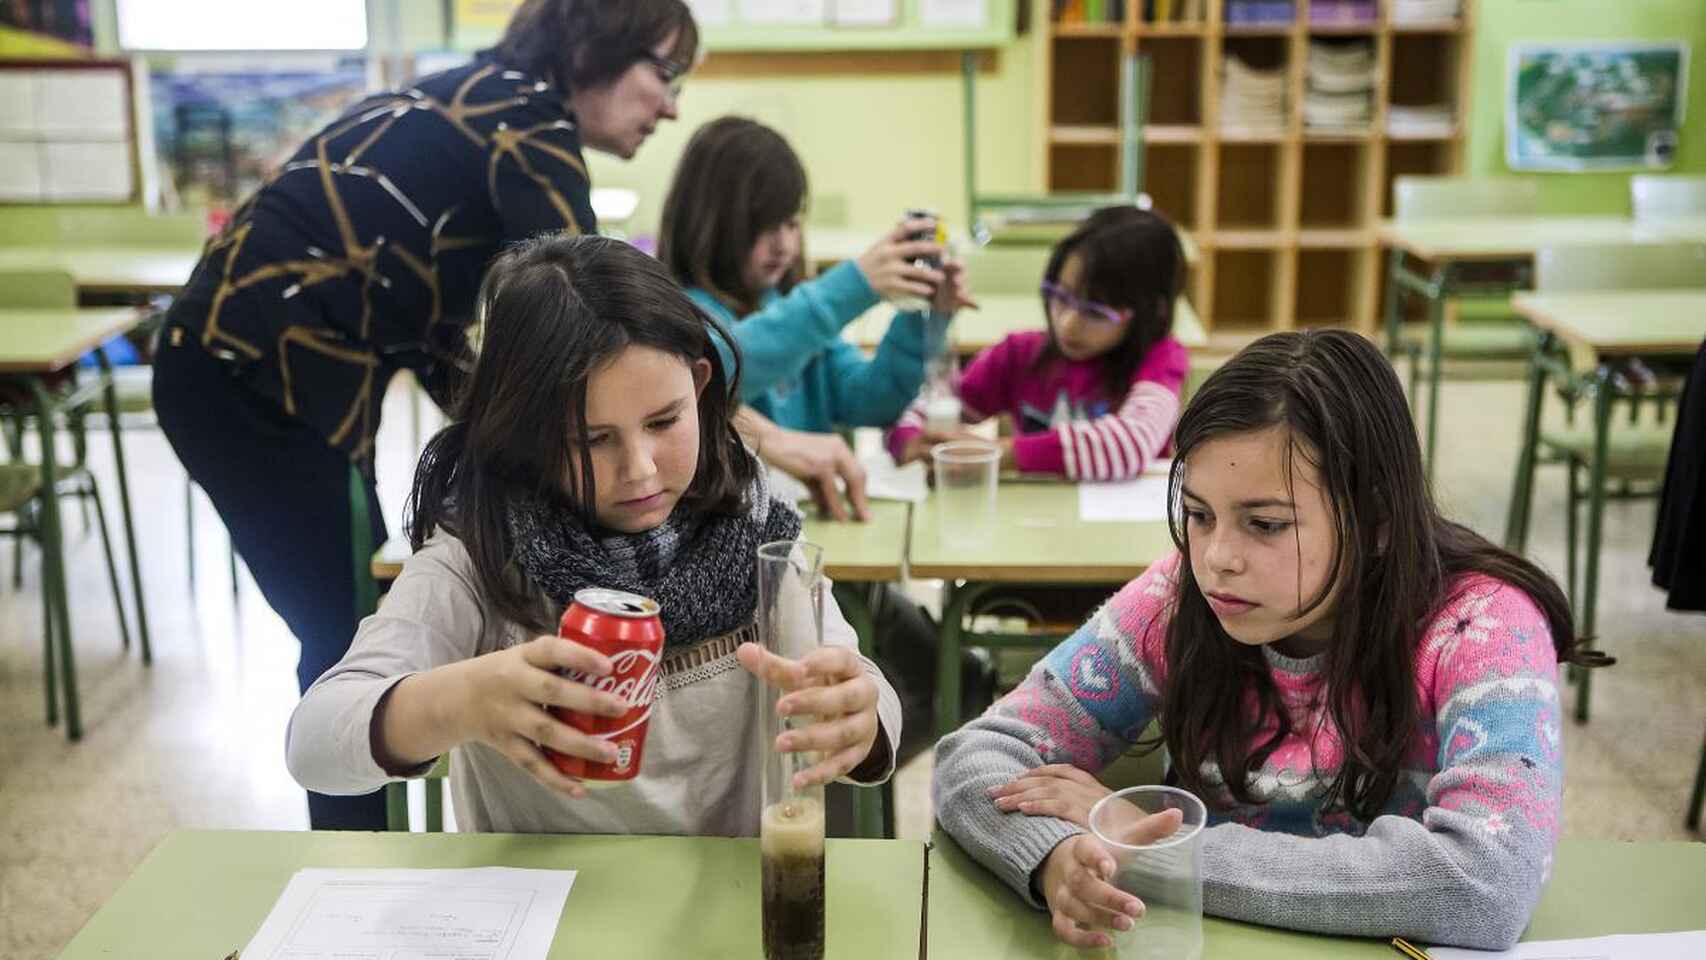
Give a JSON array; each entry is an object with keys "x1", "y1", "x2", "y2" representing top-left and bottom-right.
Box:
[
  {"x1": 153, "y1": 326, "x2": 390, "y2": 830},
  {"x1": 1652, "y1": 339, "x2": 1706, "y2": 612}
]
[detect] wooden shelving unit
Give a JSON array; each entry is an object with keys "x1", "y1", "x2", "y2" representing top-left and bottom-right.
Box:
[{"x1": 1040, "y1": 0, "x2": 1474, "y2": 338}]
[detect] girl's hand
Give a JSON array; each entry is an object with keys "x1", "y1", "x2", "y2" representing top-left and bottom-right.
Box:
[
  {"x1": 1035, "y1": 809, "x2": 1185, "y2": 949},
  {"x1": 857, "y1": 218, "x2": 945, "y2": 305},
  {"x1": 447, "y1": 635, "x2": 630, "y2": 799},
  {"x1": 737, "y1": 642, "x2": 881, "y2": 787},
  {"x1": 989, "y1": 764, "x2": 1113, "y2": 829},
  {"x1": 931, "y1": 259, "x2": 980, "y2": 315}
]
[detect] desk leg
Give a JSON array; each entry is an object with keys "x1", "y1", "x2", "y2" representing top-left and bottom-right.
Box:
[
  {"x1": 936, "y1": 581, "x2": 998, "y2": 741},
  {"x1": 831, "y1": 579, "x2": 889, "y2": 840},
  {"x1": 1688, "y1": 723, "x2": 1706, "y2": 831},
  {"x1": 1504, "y1": 331, "x2": 1551, "y2": 552},
  {"x1": 31, "y1": 380, "x2": 79, "y2": 740},
  {"x1": 96, "y1": 348, "x2": 150, "y2": 663},
  {"x1": 1574, "y1": 367, "x2": 1614, "y2": 724},
  {"x1": 1422, "y1": 263, "x2": 1451, "y2": 486}
]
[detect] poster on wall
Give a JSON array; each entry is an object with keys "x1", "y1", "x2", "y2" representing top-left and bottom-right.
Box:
[
  {"x1": 148, "y1": 60, "x2": 369, "y2": 209},
  {"x1": 0, "y1": 0, "x2": 95, "y2": 49},
  {"x1": 1507, "y1": 42, "x2": 1688, "y2": 171}
]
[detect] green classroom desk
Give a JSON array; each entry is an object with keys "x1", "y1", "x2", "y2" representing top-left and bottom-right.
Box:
[
  {"x1": 56, "y1": 830, "x2": 926, "y2": 960},
  {"x1": 0, "y1": 308, "x2": 153, "y2": 741},
  {"x1": 0, "y1": 245, "x2": 201, "y2": 297},
  {"x1": 911, "y1": 481, "x2": 1175, "y2": 737},
  {"x1": 841, "y1": 293, "x2": 1209, "y2": 356},
  {"x1": 926, "y1": 831, "x2": 1706, "y2": 959},
  {"x1": 1375, "y1": 215, "x2": 1706, "y2": 485},
  {"x1": 1503, "y1": 289, "x2": 1706, "y2": 722}
]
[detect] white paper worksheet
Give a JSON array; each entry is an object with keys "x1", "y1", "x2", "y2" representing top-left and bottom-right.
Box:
[
  {"x1": 241, "y1": 867, "x2": 577, "y2": 960},
  {"x1": 1431, "y1": 931, "x2": 1706, "y2": 960}
]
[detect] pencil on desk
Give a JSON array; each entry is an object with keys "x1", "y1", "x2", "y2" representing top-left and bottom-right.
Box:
[{"x1": 1390, "y1": 936, "x2": 1430, "y2": 960}]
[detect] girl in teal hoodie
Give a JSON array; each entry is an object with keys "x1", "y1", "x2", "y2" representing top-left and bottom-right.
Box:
[{"x1": 657, "y1": 115, "x2": 977, "y2": 518}]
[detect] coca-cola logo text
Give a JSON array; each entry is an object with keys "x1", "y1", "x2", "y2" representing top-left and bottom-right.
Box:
[{"x1": 563, "y1": 647, "x2": 660, "y2": 709}]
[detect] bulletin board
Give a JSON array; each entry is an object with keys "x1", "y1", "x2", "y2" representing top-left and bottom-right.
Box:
[
  {"x1": 452, "y1": 0, "x2": 1016, "y2": 54},
  {"x1": 1507, "y1": 42, "x2": 1689, "y2": 171},
  {"x1": 0, "y1": 60, "x2": 139, "y2": 204}
]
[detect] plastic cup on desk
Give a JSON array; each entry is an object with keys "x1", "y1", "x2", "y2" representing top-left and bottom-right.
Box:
[
  {"x1": 931, "y1": 440, "x2": 999, "y2": 548},
  {"x1": 1085, "y1": 785, "x2": 1207, "y2": 960}
]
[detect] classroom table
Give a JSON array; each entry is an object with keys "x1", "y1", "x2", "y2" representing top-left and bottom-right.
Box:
[
  {"x1": 910, "y1": 481, "x2": 1175, "y2": 737},
  {"x1": 0, "y1": 308, "x2": 153, "y2": 741},
  {"x1": 0, "y1": 245, "x2": 201, "y2": 297},
  {"x1": 1504, "y1": 289, "x2": 1706, "y2": 721},
  {"x1": 368, "y1": 500, "x2": 912, "y2": 838},
  {"x1": 926, "y1": 831, "x2": 1706, "y2": 959},
  {"x1": 840, "y1": 293, "x2": 1209, "y2": 357},
  {"x1": 57, "y1": 829, "x2": 926, "y2": 959},
  {"x1": 1375, "y1": 215, "x2": 1706, "y2": 484}
]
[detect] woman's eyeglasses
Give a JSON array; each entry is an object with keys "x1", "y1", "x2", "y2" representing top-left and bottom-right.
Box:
[
  {"x1": 1040, "y1": 282, "x2": 1127, "y2": 326},
  {"x1": 640, "y1": 53, "x2": 688, "y2": 103}
]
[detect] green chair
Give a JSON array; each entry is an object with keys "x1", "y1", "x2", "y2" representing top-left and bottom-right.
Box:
[
  {"x1": 1385, "y1": 176, "x2": 1540, "y2": 403},
  {"x1": 1630, "y1": 174, "x2": 1706, "y2": 221},
  {"x1": 388, "y1": 756, "x2": 449, "y2": 833},
  {"x1": 1523, "y1": 241, "x2": 1703, "y2": 721}
]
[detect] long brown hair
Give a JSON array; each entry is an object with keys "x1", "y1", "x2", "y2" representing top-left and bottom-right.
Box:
[
  {"x1": 1157, "y1": 330, "x2": 1608, "y2": 822},
  {"x1": 1033, "y1": 205, "x2": 1186, "y2": 400},
  {"x1": 406, "y1": 235, "x2": 754, "y2": 630},
  {"x1": 657, "y1": 116, "x2": 809, "y2": 315},
  {"x1": 490, "y1": 0, "x2": 699, "y2": 93}
]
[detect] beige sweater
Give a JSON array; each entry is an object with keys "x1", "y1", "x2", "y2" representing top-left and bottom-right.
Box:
[{"x1": 286, "y1": 530, "x2": 902, "y2": 836}]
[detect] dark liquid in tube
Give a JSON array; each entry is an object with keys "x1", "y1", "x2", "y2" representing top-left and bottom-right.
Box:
[{"x1": 761, "y1": 796, "x2": 825, "y2": 960}]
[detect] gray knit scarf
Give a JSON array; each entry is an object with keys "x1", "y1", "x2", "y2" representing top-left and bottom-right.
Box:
[{"x1": 505, "y1": 473, "x2": 802, "y2": 649}]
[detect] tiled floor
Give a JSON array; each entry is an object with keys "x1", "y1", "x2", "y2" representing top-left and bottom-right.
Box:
[{"x1": 2, "y1": 374, "x2": 1702, "y2": 958}]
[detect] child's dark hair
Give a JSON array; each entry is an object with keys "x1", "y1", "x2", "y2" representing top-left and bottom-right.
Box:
[
  {"x1": 1034, "y1": 205, "x2": 1186, "y2": 400},
  {"x1": 406, "y1": 234, "x2": 755, "y2": 630},
  {"x1": 1156, "y1": 330, "x2": 1608, "y2": 822},
  {"x1": 657, "y1": 116, "x2": 808, "y2": 315}
]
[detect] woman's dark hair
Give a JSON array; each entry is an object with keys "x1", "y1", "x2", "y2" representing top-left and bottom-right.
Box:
[
  {"x1": 406, "y1": 234, "x2": 755, "y2": 630},
  {"x1": 490, "y1": 0, "x2": 699, "y2": 93},
  {"x1": 658, "y1": 116, "x2": 809, "y2": 315},
  {"x1": 1033, "y1": 205, "x2": 1186, "y2": 401},
  {"x1": 1154, "y1": 330, "x2": 1608, "y2": 822}
]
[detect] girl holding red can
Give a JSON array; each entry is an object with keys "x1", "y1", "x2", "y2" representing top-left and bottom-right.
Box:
[{"x1": 285, "y1": 235, "x2": 901, "y2": 836}]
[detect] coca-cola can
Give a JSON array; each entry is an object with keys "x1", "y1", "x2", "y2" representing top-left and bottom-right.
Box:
[{"x1": 546, "y1": 587, "x2": 664, "y2": 784}]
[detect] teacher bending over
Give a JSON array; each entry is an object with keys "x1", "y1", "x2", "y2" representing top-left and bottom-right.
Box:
[{"x1": 153, "y1": 0, "x2": 698, "y2": 830}]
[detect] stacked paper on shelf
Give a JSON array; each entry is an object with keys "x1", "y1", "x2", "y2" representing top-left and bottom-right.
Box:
[
  {"x1": 1304, "y1": 40, "x2": 1374, "y2": 129},
  {"x1": 1388, "y1": 0, "x2": 1458, "y2": 23},
  {"x1": 1220, "y1": 54, "x2": 1288, "y2": 132},
  {"x1": 1224, "y1": 0, "x2": 1293, "y2": 24},
  {"x1": 1309, "y1": 0, "x2": 1375, "y2": 24},
  {"x1": 1387, "y1": 103, "x2": 1456, "y2": 137}
]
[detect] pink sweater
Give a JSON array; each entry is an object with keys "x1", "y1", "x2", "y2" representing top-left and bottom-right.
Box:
[
  {"x1": 934, "y1": 552, "x2": 1566, "y2": 949},
  {"x1": 887, "y1": 332, "x2": 1189, "y2": 480}
]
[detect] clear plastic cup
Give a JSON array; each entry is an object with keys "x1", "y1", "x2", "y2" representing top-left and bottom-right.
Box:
[
  {"x1": 931, "y1": 440, "x2": 999, "y2": 548},
  {"x1": 1085, "y1": 785, "x2": 1207, "y2": 960}
]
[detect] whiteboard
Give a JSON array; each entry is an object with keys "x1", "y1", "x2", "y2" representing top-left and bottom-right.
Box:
[
  {"x1": 33, "y1": 70, "x2": 130, "y2": 139},
  {"x1": 43, "y1": 142, "x2": 135, "y2": 200},
  {"x1": 0, "y1": 75, "x2": 38, "y2": 138},
  {"x1": 0, "y1": 143, "x2": 45, "y2": 201}
]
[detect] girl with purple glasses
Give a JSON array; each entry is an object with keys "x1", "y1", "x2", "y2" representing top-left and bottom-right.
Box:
[{"x1": 886, "y1": 206, "x2": 1189, "y2": 481}]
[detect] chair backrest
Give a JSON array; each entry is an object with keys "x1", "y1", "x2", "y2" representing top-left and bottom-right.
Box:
[
  {"x1": 0, "y1": 269, "x2": 77, "y2": 308},
  {"x1": 1534, "y1": 242, "x2": 1706, "y2": 292},
  {"x1": 958, "y1": 242, "x2": 1055, "y2": 296},
  {"x1": 1392, "y1": 176, "x2": 1539, "y2": 220},
  {"x1": 1630, "y1": 175, "x2": 1706, "y2": 220}
]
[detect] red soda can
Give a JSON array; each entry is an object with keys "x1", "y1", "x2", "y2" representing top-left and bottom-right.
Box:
[{"x1": 546, "y1": 588, "x2": 665, "y2": 783}]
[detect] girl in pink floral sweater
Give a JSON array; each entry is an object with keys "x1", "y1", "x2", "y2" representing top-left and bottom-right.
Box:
[{"x1": 934, "y1": 330, "x2": 1610, "y2": 951}]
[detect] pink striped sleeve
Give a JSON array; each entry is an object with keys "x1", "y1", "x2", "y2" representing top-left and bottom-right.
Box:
[{"x1": 1059, "y1": 338, "x2": 1189, "y2": 481}]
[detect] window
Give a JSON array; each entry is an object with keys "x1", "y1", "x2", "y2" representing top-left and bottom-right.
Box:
[{"x1": 116, "y1": 0, "x2": 368, "y2": 51}]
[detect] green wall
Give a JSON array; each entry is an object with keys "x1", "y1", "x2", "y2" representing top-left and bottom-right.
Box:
[
  {"x1": 1467, "y1": 0, "x2": 1706, "y2": 213},
  {"x1": 587, "y1": 42, "x2": 1040, "y2": 239}
]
